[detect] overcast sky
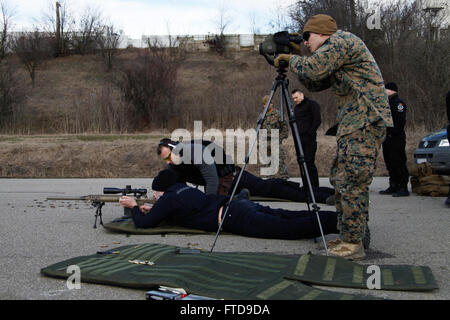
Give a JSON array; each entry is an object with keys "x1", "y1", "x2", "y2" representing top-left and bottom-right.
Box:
[{"x1": 7, "y1": 0, "x2": 297, "y2": 37}]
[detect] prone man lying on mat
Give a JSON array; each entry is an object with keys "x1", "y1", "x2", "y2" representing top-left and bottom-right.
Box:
[{"x1": 119, "y1": 169, "x2": 338, "y2": 240}]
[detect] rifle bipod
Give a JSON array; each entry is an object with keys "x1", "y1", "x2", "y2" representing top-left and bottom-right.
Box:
[{"x1": 92, "y1": 201, "x2": 105, "y2": 228}]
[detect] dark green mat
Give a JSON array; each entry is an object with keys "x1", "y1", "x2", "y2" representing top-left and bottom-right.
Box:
[
  {"x1": 286, "y1": 253, "x2": 438, "y2": 291},
  {"x1": 40, "y1": 243, "x2": 374, "y2": 300},
  {"x1": 249, "y1": 196, "x2": 291, "y2": 202},
  {"x1": 103, "y1": 217, "x2": 210, "y2": 235},
  {"x1": 41, "y1": 244, "x2": 438, "y2": 300}
]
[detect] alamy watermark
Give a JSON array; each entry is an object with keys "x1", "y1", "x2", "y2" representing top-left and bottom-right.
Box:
[
  {"x1": 366, "y1": 265, "x2": 381, "y2": 290},
  {"x1": 362, "y1": 0, "x2": 382, "y2": 30},
  {"x1": 66, "y1": 265, "x2": 81, "y2": 290},
  {"x1": 170, "y1": 121, "x2": 282, "y2": 176}
]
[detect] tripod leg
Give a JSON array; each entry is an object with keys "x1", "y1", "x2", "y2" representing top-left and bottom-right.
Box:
[
  {"x1": 280, "y1": 80, "x2": 329, "y2": 255},
  {"x1": 210, "y1": 79, "x2": 282, "y2": 253}
]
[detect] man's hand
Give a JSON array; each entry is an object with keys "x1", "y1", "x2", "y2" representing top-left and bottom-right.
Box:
[
  {"x1": 289, "y1": 32, "x2": 302, "y2": 55},
  {"x1": 119, "y1": 196, "x2": 137, "y2": 208},
  {"x1": 289, "y1": 42, "x2": 302, "y2": 55},
  {"x1": 139, "y1": 205, "x2": 152, "y2": 214},
  {"x1": 274, "y1": 54, "x2": 293, "y2": 68}
]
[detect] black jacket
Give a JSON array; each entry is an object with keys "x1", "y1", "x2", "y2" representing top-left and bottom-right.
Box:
[
  {"x1": 387, "y1": 93, "x2": 407, "y2": 138},
  {"x1": 131, "y1": 183, "x2": 228, "y2": 231},
  {"x1": 294, "y1": 97, "x2": 321, "y2": 135},
  {"x1": 167, "y1": 140, "x2": 235, "y2": 194},
  {"x1": 446, "y1": 90, "x2": 450, "y2": 124}
]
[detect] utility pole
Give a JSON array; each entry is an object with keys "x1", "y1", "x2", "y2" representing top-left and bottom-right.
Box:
[{"x1": 55, "y1": 1, "x2": 61, "y2": 56}]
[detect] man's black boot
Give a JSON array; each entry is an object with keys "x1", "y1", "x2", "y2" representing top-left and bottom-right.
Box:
[
  {"x1": 445, "y1": 185, "x2": 450, "y2": 206},
  {"x1": 445, "y1": 197, "x2": 450, "y2": 206},
  {"x1": 235, "y1": 188, "x2": 250, "y2": 200},
  {"x1": 392, "y1": 186, "x2": 410, "y2": 197},
  {"x1": 379, "y1": 183, "x2": 398, "y2": 195}
]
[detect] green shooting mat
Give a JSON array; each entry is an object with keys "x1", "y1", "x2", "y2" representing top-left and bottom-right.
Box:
[
  {"x1": 285, "y1": 253, "x2": 438, "y2": 291},
  {"x1": 103, "y1": 217, "x2": 210, "y2": 235},
  {"x1": 41, "y1": 244, "x2": 438, "y2": 300},
  {"x1": 249, "y1": 196, "x2": 291, "y2": 202},
  {"x1": 40, "y1": 243, "x2": 374, "y2": 300}
]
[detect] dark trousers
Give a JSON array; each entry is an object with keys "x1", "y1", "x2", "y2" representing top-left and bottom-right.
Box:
[
  {"x1": 447, "y1": 125, "x2": 450, "y2": 198},
  {"x1": 223, "y1": 199, "x2": 338, "y2": 239},
  {"x1": 299, "y1": 134, "x2": 319, "y2": 187},
  {"x1": 382, "y1": 135, "x2": 409, "y2": 187},
  {"x1": 232, "y1": 170, "x2": 334, "y2": 204}
]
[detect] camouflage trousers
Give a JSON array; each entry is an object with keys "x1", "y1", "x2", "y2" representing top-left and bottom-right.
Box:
[
  {"x1": 330, "y1": 122, "x2": 386, "y2": 243},
  {"x1": 266, "y1": 144, "x2": 290, "y2": 180}
]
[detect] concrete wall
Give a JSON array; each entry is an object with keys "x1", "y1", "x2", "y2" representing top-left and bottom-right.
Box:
[{"x1": 122, "y1": 33, "x2": 269, "y2": 52}]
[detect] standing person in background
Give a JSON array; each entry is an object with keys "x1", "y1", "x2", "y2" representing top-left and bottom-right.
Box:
[
  {"x1": 445, "y1": 90, "x2": 450, "y2": 206},
  {"x1": 261, "y1": 95, "x2": 290, "y2": 179},
  {"x1": 292, "y1": 89, "x2": 321, "y2": 188},
  {"x1": 379, "y1": 82, "x2": 410, "y2": 197}
]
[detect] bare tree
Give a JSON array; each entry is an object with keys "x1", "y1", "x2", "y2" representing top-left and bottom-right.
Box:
[
  {"x1": 269, "y1": 0, "x2": 292, "y2": 32},
  {"x1": 10, "y1": 29, "x2": 52, "y2": 86},
  {"x1": 248, "y1": 11, "x2": 261, "y2": 35},
  {"x1": 213, "y1": 1, "x2": 232, "y2": 35},
  {"x1": 0, "y1": 1, "x2": 14, "y2": 61},
  {"x1": 70, "y1": 6, "x2": 104, "y2": 55},
  {"x1": 0, "y1": 61, "x2": 25, "y2": 131},
  {"x1": 96, "y1": 23, "x2": 121, "y2": 72},
  {"x1": 205, "y1": 1, "x2": 232, "y2": 55},
  {"x1": 288, "y1": 0, "x2": 359, "y2": 32},
  {"x1": 115, "y1": 38, "x2": 185, "y2": 128}
]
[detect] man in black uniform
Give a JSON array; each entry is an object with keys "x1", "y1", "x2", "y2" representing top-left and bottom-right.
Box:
[
  {"x1": 119, "y1": 169, "x2": 339, "y2": 239},
  {"x1": 292, "y1": 89, "x2": 321, "y2": 188},
  {"x1": 379, "y1": 82, "x2": 409, "y2": 197},
  {"x1": 445, "y1": 90, "x2": 450, "y2": 206},
  {"x1": 156, "y1": 138, "x2": 335, "y2": 204}
]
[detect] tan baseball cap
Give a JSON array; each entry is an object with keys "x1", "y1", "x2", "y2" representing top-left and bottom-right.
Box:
[{"x1": 303, "y1": 14, "x2": 337, "y2": 35}]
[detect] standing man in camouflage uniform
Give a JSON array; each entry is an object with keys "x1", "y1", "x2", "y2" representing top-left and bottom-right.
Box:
[
  {"x1": 275, "y1": 14, "x2": 393, "y2": 260},
  {"x1": 261, "y1": 95, "x2": 290, "y2": 179}
]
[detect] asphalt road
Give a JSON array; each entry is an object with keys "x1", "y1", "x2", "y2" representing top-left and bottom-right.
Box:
[{"x1": 0, "y1": 177, "x2": 448, "y2": 300}]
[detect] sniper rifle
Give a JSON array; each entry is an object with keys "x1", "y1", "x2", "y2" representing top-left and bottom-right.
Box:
[{"x1": 47, "y1": 185, "x2": 155, "y2": 228}]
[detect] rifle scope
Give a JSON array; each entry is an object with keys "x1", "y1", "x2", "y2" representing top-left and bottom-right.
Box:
[{"x1": 103, "y1": 185, "x2": 147, "y2": 196}]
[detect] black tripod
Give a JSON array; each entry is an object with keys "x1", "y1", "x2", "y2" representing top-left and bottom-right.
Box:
[{"x1": 210, "y1": 64, "x2": 329, "y2": 254}]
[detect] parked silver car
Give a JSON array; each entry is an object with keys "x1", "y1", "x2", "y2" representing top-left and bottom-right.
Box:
[{"x1": 413, "y1": 128, "x2": 450, "y2": 173}]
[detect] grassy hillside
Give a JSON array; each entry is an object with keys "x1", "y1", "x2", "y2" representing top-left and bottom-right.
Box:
[
  {"x1": 0, "y1": 131, "x2": 425, "y2": 178},
  {"x1": 0, "y1": 49, "x2": 430, "y2": 178}
]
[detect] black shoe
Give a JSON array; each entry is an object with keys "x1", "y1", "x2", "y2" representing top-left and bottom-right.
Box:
[
  {"x1": 235, "y1": 188, "x2": 250, "y2": 200},
  {"x1": 392, "y1": 187, "x2": 410, "y2": 197},
  {"x1": 445, "y1": 197, "x2": 450, "y2": 206},
  {"x1": 379, "y1": 185, "x2": 398, "y2": 195}
]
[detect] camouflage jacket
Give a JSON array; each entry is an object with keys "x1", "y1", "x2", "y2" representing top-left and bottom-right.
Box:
[
  {"x1": 262, "y1": 108, "x2": 289, "y2": 140},
  {"x1": 289, "y1": 30, "x2": 393, "y2": 138}
]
